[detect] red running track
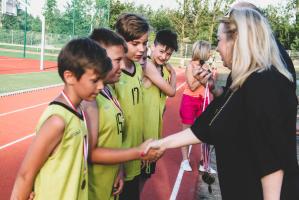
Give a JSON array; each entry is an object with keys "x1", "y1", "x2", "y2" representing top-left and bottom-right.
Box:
[
  {"x1": 0, "y1": 67, "x2": 202, "y2": 200},
  {"x1": 0, "y1": 56, "x2": 57, "y2": 74}
]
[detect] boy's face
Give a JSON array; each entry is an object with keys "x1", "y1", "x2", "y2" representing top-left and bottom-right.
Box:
[
  {"x1": 104, "y1": 45, "x2": 125, "y2": 84},
  {"x1": 126, "y1": 33, "x2": 148, "y2": 62},
  {"x1": 151, "y1": 44, "x2": 174, "y2": 65},
  {"x1": 138, "y1": 48, "x2": 148, "y2": 68},
  {"x1": 73, "y1": 68, "x2": 104, "y2": 101}
]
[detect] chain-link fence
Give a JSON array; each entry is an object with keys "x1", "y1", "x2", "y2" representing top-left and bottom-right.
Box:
[
  {"x1": 0, "y1": 28, "x2": 298, "y2": 67},
  {"x1": 0, "y1": 28, "x2": 74, "y2": 53}
]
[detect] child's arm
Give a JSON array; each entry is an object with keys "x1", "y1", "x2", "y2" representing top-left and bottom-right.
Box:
[
  {"x1": 143, "y1": 61, "x2": 176, "y2": 97},
  {"x1": 112, "y1": 165, "x2": 124, "y2": 196},
  {"x1": 186, "y1": 62, "x2": 202, "y2": 91},
  {"x1": 11, "y1": 116, "x2": 65, "y2": 200},
  {"x1": 84, "y1": 101, "x2": 157, "y2": 165}
]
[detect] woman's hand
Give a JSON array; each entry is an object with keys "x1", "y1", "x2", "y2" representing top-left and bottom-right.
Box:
[{"x1": 143, "y1": 140, "x2": 166, "y2": 160}]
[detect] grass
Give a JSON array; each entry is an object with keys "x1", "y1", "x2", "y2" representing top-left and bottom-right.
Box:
[
  {"x1": 0, "y1": 52, "x2": 297, "y2": 95},
  {"x1": 0, "y1": 50, "x2": 57, "y2": 61},
  {"x1": 0, "y1": 44, "x2": 60, "y2": 54},
  {"x1": 0, "y1": 71, "x2": 62, "y2": 94}
]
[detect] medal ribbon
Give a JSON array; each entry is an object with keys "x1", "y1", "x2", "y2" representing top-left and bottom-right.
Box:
[
  {"x1": 61, "y1": 91, "x2": 88, "y2": 177},
  {"x1": 101, "y1": 86, "x2": 123, "y2": 114},
  {"x1": 202, "y1": 83, "x2": 211, "y2": 171}
]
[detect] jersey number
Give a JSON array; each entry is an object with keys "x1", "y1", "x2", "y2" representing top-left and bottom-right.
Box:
[
  {"x1": 116, "y1": 113, "x2": 124, "y2": 135},
  {"x1": 131, "y1": 87, "x2": 140, "y2": 105}
]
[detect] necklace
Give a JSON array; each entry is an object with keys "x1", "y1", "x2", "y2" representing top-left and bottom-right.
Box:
[
  {"x1": 61, "y1": 90, "x2": 88, "y2": 190},
  {"x1": 208, "y1": 90, "x2": 235, "y2": 126}
]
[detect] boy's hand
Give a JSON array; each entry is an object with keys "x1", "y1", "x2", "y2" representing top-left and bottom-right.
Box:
[
  {"x1": 141, "y1": 148, "x2": 162, "y2": 162},
  {"x1": 165, "y1": 64, "x2": 176, "y2": 76},
  {"x1": 113, "y1": 167, "x2": 124, "y2": 196},
  {"x1": 143, "y1": 140, "x2": 166, "y2": 160},
  {"x1": 139, "y1": 139, "x2": 163, "y2": 162},
  {"x1": 28, "y1": 192, "x2": 35, "y2": 200}
]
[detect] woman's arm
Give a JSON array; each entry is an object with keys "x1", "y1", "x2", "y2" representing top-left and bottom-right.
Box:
[
  {"x1": 143, "y1": 61, "x2": 176, "y2": 97},
  {"x1": 144, "y1": 128, "x2": 201, "y2": 155},
  {"x1": 11, "y1": 116, "x2": 65, "y2": 200},
  {"x1": 261, "y1": 170, "x2": 284, "y2": 200}
]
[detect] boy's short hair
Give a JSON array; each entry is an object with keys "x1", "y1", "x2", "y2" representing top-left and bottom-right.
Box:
[
  {"x1": 89, "y1": 28, "x2": 128, "y2": 53},
  {"x1": 154, "y1": 29, "x2": 178, "y2": 52},
  {"x1": 115, "y1": 13, "x2": 149, "y2": 42},
  {"x1": 58, "y1": 38, "x2": 112, "y2": 81}
]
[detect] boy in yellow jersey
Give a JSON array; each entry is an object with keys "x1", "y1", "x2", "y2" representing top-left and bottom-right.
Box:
[
  {"x1": 140, "y1": 29, "x2": 178, "y2": 186},
  {"x1": 84, "y1": 28, "x2": 158, "y2": 200},
  {"x1": 10, "y1": 38, "x2": 112, "y2": 200},
  {"x1": 114, "y1": 13, "x2": 150, "y2": 200}
]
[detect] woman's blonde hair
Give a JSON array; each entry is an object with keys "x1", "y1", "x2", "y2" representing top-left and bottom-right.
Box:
[
  {"x1": 219, "y1": 8, "x2": 293, "y2": 90},
  {"x1": 192, "y1": 40, "x2": 211, "y2": 63}
]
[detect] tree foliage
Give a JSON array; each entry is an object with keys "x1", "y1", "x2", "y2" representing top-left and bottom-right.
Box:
[{"x1": 0, "y1": 0, "x2": 297, "y2": 50}]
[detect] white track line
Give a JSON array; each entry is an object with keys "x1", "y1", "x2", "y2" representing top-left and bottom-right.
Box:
[
  {"x1": 0, "y1": 83, "x2": 63, "y2": 97},
  {"x1": 170, "y1": 168, "x2": 185, "y2": 200},
  {"x1": 0, "y1": 102, "x2": 49, "y2": 117},
  {"x1": 169, "y1": 145, "x2": 192, "y2": 200},
  {"x1": 0, "y1": 74, "x2": 186, "y2": 154},
  {"x1": 0, "y1": 133, "x2": 35, "y2": 150},
  {"x1": 169, "y1": 81, "x2": 188, "y2": 200},
  {"x1": 176, "y1": 82, "x2": 185, "y2": 91}
]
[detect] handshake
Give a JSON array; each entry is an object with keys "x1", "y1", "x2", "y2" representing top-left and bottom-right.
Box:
[{"x1": 138, "y1": 139, "x2": 165, "y2": 162}]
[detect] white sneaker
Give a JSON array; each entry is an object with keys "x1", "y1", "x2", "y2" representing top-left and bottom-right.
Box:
[
  {"x1": 181, "y1": 160, "x2": 192, "y2": 171},
  {"x1": 199, "y1": 164, "x2": 217, "y2": 174},
  {"x1": 198, "y1": 164, "x2": 207, "y2": 172},
  {"x1": 208, "y1": 167, "x2": 217, "y2": 174}
]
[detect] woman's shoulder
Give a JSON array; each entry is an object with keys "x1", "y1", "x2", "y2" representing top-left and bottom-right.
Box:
[
  {"x1": 243, "y1": 67, "x2": 294, "y2": 95},
  {"x1": 244, "y1": 67, "x2": 283, "y2": 86}
]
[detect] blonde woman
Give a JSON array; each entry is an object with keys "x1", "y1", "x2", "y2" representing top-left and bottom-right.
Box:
[
  {"x1": 145, "y1": 8, "x2": 299, "y2": 200},
  {"x1": 179, "y1": 41, "x2": 215, "y2": 172}
]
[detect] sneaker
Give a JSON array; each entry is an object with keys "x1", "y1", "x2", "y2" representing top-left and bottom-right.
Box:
[
  {"x1": 198, "y1": 164, "x2": 207, "y2": 172},
  {"x1": 181, "y1": 160, "x2": 192, "y2": 171},
  {"x1": 208, "y1": 167, "x2": 217, "y2": 174}
]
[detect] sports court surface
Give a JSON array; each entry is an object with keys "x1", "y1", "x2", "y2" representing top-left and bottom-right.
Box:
[{"x1": 0, "y1": 56, "x2": 203, "y2": 200}]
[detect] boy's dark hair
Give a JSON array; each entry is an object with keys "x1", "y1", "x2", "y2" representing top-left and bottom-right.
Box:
[
  {"x1": 115, "y1": 13, "x2": 149, "y2": 42},
  {"x1": 89, "y1": 28, "x2": 128, "y2": 53},
  {"x1": 154, "y1": 29, "x2": 178, "y2": 52},
  {"x1": 58, "y1": 38, "x2": 112, "y2": 81}
]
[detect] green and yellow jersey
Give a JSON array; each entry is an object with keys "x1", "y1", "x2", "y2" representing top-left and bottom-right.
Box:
[
  {"x1": 88, "y1": 85, "x2": 124, "y2": 200},
  {"x1": 114, "y1": 62, "x2": 143, "y2": 181},
  {"x1": 33, "y1": 102, "x2": 88, "y2": 200},
  {"x1": 143, "y1": 65, "x2": 170, "y2": 140}
]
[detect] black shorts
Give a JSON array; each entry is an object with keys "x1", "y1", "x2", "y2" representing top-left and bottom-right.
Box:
[
  {"x1": 141, "y1": 162, "x2": 156, "y2": 179},
  {"x1": 119, "y1": 175, "x2": 140, "y2": 200}
]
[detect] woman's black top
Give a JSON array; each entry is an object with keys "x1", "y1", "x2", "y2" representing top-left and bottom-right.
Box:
[{"x1": 191, "y1": 68, "x2": 299, "y2": 200}]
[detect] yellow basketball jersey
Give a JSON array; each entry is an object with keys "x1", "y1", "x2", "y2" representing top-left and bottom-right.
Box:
[
  {"x1": 143, "y1": 65, "x2": 170, "y2": 140},
  {"x1": 34, "y1": 102, "x2": 88, "y2": 200},
  {"x1": 114, "y1": 62, "x2": 143, "y2": 181},
  {"x1": 88, "y1": 85, "x2": 124, "y2": 200}
]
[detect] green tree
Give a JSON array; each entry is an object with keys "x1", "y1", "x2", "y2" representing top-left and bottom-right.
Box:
[
  {"x1": 264, "y1": 0, "x2": 297, "y2": 50},
  {"x1": 43, "y1": 0, "x2": 60, "y2": 33},
  {"x1": 109, "y1": 0, "x2": 135, "y2": 28},
  {"x1": 148, "y1": 9, "x2": 174, "y2": 32}
]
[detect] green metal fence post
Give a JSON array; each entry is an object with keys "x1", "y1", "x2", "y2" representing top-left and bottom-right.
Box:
[
  {"x1": 72, "y1": 0, "x2": 76, "y2": 38},
  {"x1": 23, "y1": 0, "x2": 27, "y2": 58}
]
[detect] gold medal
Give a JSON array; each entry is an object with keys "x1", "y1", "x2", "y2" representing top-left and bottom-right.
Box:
[{"x1": 81, "y1": 179, "x2": 86, "y2": 190}]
